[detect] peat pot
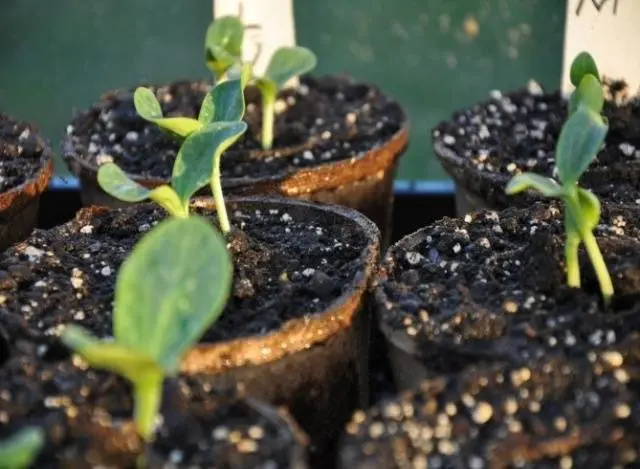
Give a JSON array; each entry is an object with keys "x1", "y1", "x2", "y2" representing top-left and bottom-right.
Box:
[
  {"x1": 0, "y1": 341, "x2": 308, "y2": 468},
  {"x1": 0, "y1": 196, "x2": 380, "y2": 468},
  {"x1": 62, "y1": 76, "x2": 408, "y2": 246},
  {"x1": 339, "y1": 340, "x2": 640, "y2": 468},
  {"x1": 0, "y1": 113, "x2": 53, "y2": 250},
  {"x1": 432, "y1": 81, "x2": 640, "y2": 216},
  {"x1": 374, "y1": 201, "x2": 640, "y2": 390}
]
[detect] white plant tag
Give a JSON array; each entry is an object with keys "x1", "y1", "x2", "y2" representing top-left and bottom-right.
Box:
[
  {"x1": 561, "y1": 0, "x2": 640, "y2": 94},
  {"x1": 213, "y1": 0, "x2": 298, "y2": 86}
]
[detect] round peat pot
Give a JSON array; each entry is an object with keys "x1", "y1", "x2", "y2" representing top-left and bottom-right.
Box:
[
  {"x1": 0, "y1": 196, "x2": 380, "y2": 467},
  {"x1": 432, "y1": 82, "x2": 640, "y2": 217},
  {"x1": 0, "y1": 114, "x2": 53, "y2": 250},
  {"x1": 62, "y1": 76, "x2": 408, "y2": 246},
  {"x1": 339, "y1": 343, "x2": 640, "y2": 468},
  {"x1": 0, "y1": 349, "x2": 307, "y2": 468},
  {"x1": 375, "y1": 201, "x2": 640, "y2": 391}
]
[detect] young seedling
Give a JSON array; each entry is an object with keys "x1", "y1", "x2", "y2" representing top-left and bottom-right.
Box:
[
  {"x1": 204, "y1": 17, "x2": 317, "y2": 150},
  {"x1": 505, "y1": 105, "x2": 613, "y2": 303},
  {"x1": 97, "y1": 79, "x2": 247, "y2": 229},
  {"x1": 61, "y1": 216, "x2": 233, "y2": 441},
  {"x1": 568, "y1": 51, "x2": 603, "y2": 116},
  {"x1": 0, "y1": 427, "x2": 44, "y2": 469}
]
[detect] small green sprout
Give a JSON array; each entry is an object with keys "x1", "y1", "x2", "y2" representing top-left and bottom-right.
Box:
[
  {"x1": 506, "y1": 105, "x2": 613, "y2": 303},
  {"x1": 98, "y1": 79, "x2": 247, "y2": 231},
  {"x1": 204, "y1": 16, "x2": 317, "y2": 150},
  {"x1": 62, "y1": 216, "x2": 233, "y2": 441},
  {"x1": 0, "y1": 427, "x2": 44, "y2": 469},
  {"x1": 568, "y1": 51, "x2": 603, "y2": 116}
]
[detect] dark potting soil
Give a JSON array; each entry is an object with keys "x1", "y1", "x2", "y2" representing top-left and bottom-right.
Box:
[
  {"x1": 65, "y1": 76, "x2": 404, "y2": 181},
  {"x1": 377, "y1": 201, "x2": 640, "y2": 375},
  {"x1": 340, "y1": 340, "x2": 640, "y2": 468},
  {"x1": 0, "y1": 350, "x2": 303, "y2": 468},
  {"x1": 0, "y1": 201, "x2": 367, "y2": 348},
  {"x1": 433, "y1": 80, "x2": 640, "y2": 208},
  {"x1": 0, "y1": 114, "x2": 47, "y2": 193}
]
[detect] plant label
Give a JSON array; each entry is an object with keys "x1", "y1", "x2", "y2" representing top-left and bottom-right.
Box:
[
  {"x1": 213, "y1": 0, "x2": 299, "y2": 86},
  {"x1": 562, "y1": 0, "x2": 640, "y2": 94}
]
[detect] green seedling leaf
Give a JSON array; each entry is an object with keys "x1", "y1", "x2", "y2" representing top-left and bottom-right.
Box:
[
  {"x1": 205, "y1": 16, "x2": 244, "y2": 78},
  {"x1": 134, "y1": 88, "x2": 202, "y2": 137},
  {"x1": 505, "y1": 173, "x2": 565, "y2": 198},
  {"x1": 576, "y1": 187, "x2": 601, "y2": 232},
  {"x1": 172, "y1": 122, "x2": 247, "y2": 204},
  {"x1": 264, "y1": 47, "x2": 317, "y2": 89},
  {"x1": 570, "y1": 51, "x2": 600, "y2": 87},
  {"x1": 574, "y1": 74, "x2": 604, "y2": 114},
  {"x1": 212, "y1": 79, "x2": 245, "y2": 122},
  {"x1": 198, "y1": 92, "x2": 215, "y2": 125},
  {"x1": 114, "y1": 216, "x2": 233, "y2": 373},
  {"x1": 97, "y1": 163, "x2": 188, "y2": 218},
  {"x1": 555, "y1": 106, "x2": 607, "y2": 186},
  {"x1": 0, "y1": 427, "x2": 44, "y2": 469}
]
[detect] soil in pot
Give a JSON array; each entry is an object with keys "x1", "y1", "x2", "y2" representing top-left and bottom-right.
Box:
[
  {"x1": 375, "y1": 201, "x2": 640, "y2": 390},
  {"x1": 0, "y1": 345, "x2": 307, "y2": 468},
  {"x1": 0, "y1": 114, "x2": 53, "y2": 250},
  {"x1": 432, "y1": 80, "x2": 640, "y2": 216},
  {"x1": 339, "y1": 338, "x2": 640, "y2": 468},
  {"x1": 63, "y1": 76, "x2": 408, "y2": 245},
  {"x1": 0, "y1": 196, "x2": 380, "y2": 468}
]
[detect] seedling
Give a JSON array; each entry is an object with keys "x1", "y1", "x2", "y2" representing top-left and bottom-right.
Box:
[
  {"x1": 568, "y1": 51, "x2": 603, "y2": 116},
  {"x1": 98, "y1": 79, "x2": 246, "y2": 230},
  {"x1": 62, "y1": 216, "x2": 232, "y2": 440},
  {"x1": 506, "y1": 105, "x2": 613, "y2": 303},
  {"x1": 0, "y1": 427, "x2": 44, "y2": 469},
  {"x1": 204, "y1": 16, "x2": 317, "y2": 150}
]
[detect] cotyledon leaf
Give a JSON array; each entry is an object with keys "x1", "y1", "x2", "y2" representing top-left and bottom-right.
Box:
[
  {"x1": 113, "y1": 216, "x2": 233, "y2": 373},
  {"x1": 134, "y1": 87, "x2": 202, "y2": 137}
]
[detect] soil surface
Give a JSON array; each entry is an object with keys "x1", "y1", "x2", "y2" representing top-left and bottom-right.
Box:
[
  {"x1": 377, "y1": 201, "x2": 640, "y2": 375},
  {"x1": 433, "y1": 80, "x2": 640, "y2": 208},
  {"x1": 340, "y1": 338, "x2": 640, "y2": 468},
  {"x1": 0, "y1": 114, "x2": 47, "y2": 193},
  {"x1": 0, "y1": 201, "x2": 368, "y2": 349},
  {"x1": 65, "y1": 76, "x2": 404, "y2": 181},
  {"x1": 0, "y1": 348, "x2": 303, "y2": 468}
]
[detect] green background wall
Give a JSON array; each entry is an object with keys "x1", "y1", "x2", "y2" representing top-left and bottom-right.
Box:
[{"x1": 0, "y1": 0, "x2": 566, "y2": 180}]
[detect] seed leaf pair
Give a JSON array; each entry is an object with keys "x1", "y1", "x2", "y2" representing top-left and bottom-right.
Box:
[
  {"x1": 62, "y1": 216, "x2": 233, "y2": 440},
  {"x1": 98, "y1": 79, "x2": 247, "y2": 226},
  {"x1": 204, "y1": 16, "x2": 317, "y2": 150},
  {"x1": 568, "y1": 51, "x2": 603, "y2": 116},
  {"x1": 506, "y1": 105, "x2": 613, "y2": 302}
]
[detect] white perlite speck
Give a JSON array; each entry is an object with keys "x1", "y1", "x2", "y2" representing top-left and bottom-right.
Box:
[
  {"x1": 24, "y1": 246, "x2": 44, "y2": 261},
  {"x1": 443, "y1": 134, "x2": 456, "y2": 145},
  {"x1": 619, "y1": 143, "x2": 636, "y2": 157},
  {"x1": 101, "y1": 266, "x2": 112, "y2": 276},
  {"x1": 302, "y1": 268, "x2": 316, "y2": 277},
  {"x1": 80, "y1": 225, "x2": 94, "y2": 234},
  {"x1": 526, "y1": 79, "x2": 543, "y2": 96},
  {"x1": 405, "y1": 251, "x2": 424, "y2": 266}
]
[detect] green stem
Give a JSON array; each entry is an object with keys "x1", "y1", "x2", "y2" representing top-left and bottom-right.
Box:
[
  {"x1": 212, "y1": 159, "x2": 230, "y2": 235},
  {"x1": 565, "y1": 230, "x2": 581, "y2": 288},
  {"x1": 261, "y1": 90, "x2": 276, "y2": 150},
  {"x1": 133, "y1": 372, "x2": 164, "y2": 441},
  {"x1": 582, "y1": 231, "x2": 614, "y2": 304}
]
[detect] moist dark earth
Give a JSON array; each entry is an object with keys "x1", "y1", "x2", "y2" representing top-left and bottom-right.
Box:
[
  {"x1": 0, "y1": 349, "x2": 302, "y2": 468},
  {"x1": 340, "y1": 342, "x2": 640, "y2": 468},
  {"x1": 433, "y1": 80, "x2": 640, "y2": 208},
  {"x1": 377, "y1": 201, "x2": 640, "y2": 374},
  {"x1": 0, "y1": 114, "x2": 47, "y2": 193},
  {"x1": 65, "y1": 76, "x2": 404, "y2": 181},
  {"x1": 0, "y1": 201, "x2": 368, "y2": 348}
]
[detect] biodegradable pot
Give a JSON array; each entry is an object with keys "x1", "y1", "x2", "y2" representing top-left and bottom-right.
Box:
[
  {"x1": 374, "y1": 201, "x2": 640, "y2": 391},
  {"x1": 432, "y1": 81, "x2": 640, "y2": 216},
  {"x1": 62, "y1": 76, "x2": 408, "y2": 246},
  {"x1": 0, "y1": 344, "x2": 307, "y2": 468},
  {"x1": 0, "y1": 114, "x2": 53, "y2": 250},
  {"x1": 0, "y1": 196, "x2": 380, "y2": 468},
  {"x1": 339, "y1": 342, "x2": 640, "y2": 468}
]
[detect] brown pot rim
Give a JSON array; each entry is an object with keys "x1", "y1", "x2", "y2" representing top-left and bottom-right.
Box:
[
  {"x1": 61, "y1": 76, "x2": 409, "y2": 196},
  {"x1": 0, "y1": 116, "x2": 53, "y2": 213},
  {"x1": 67, "y1": 196, "x2": 380, "y2": 374}
]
